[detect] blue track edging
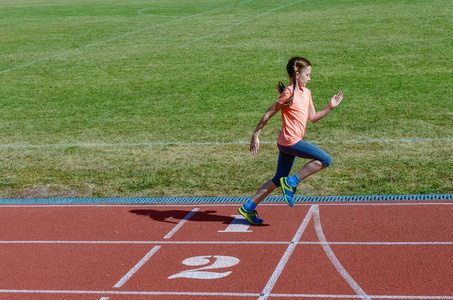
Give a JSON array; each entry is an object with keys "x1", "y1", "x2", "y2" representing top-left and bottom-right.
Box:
[{"x1": 0, "y1": 194, "x2": 451, "y2": 204}]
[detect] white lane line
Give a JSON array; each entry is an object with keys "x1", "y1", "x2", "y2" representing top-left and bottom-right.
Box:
[
  {"x1": 0, "y1": 138, "x2": 449, "y2": 149},
  {"x1": 270, "y1": 294, "x2": 453, "y2": 299},
  {"x1": 163, "y1": 208, "x2": 199, "y2": 239},
  {"x1": 1, "y1": 290, "x2": 453, "y2": 299},
  {"x1": 0, "y1": 240, "x2": 287, "y2": 244},
  {"x1": 0, "y1": 240, "x2": 451, "y2": 245},
  {"x1": 0, "y1": 5, "x2": 232, "y2": 75},
  {"x1": 259, "y1": 205, "x2": 317, "y2": 300},
  {"x1": 0, "y1": 289, "x2": 258, "y2": 296},
  {"x1": 113, "y1": 246, "x2": 161, "y2": 288},
  {"x1": 313, "y1": 206, "x2": 371, "y2": 300},
  {"x1": 7, "y1": 137, "x2": 453, "y2": 148},
  {"x1": 179, "y1": 0, "x2": 308, "y2": 47},
  {"x1": 301, "y1": 241, "x2": 453, "y2": 245}
]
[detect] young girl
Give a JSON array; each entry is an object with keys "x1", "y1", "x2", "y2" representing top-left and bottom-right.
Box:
[{"x1": 239, "y1": 57, "x2": 343, "y2": 225}]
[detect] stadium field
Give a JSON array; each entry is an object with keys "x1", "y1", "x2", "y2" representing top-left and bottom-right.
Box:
[{"x1": 0, "y1": 0, "x2": 451, "y2": 198}]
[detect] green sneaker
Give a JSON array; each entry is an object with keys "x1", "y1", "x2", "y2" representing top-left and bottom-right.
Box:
[
  {"x1": 238, "y1": 206, "x2": 264, "y2": 225},
  {"x1": 280, "y1": 177, "x2": 296, "y2": 207}
]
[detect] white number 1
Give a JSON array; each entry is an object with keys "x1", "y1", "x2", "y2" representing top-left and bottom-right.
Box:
[{"x1": 218, "y1": 215, "x2": 253, "y2": 233}]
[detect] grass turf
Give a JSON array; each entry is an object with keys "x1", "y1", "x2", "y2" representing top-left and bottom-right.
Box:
[{"x1": 0, "y1": 0, "x2": 451, "y2": 198}]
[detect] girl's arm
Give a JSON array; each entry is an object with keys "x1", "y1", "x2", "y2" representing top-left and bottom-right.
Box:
[
  {"x1": 309, "y1": 92, "x2": 343, "y2": 123},
  {"x1": 250, "y1": 101, "x2": 284, "y2": 155}
]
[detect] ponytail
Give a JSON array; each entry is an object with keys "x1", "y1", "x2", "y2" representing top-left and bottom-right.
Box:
[
  {"x1": 276, "y1": 79, "x2": 295, "y2": 107},
  {"x1": 277, "y1": 57, "x2": 311, "y2": 106},
  {"x1": 276, "y1": 81, "x2": 285, "y2": 94}
]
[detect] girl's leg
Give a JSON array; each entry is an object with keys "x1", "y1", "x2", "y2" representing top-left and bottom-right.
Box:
[
  {"x1": 284, "y1": 140, "x2": 332, "y2": 168},
  {"x1": 293, "y1": 141, "x2": 331, "y2": 182},
  {"x1": 250, "y1": 180, "x2": 277, "y2": 205},
  {"x1": 295, "y1": 159, "x2": 325, "y2": 181},
  {"x1": 248, "y1": 149, "x2": 295, "y2": 206},
  {"x1": 280, "y1": 141, "x2": 332, "y2": 205},
  {"x1": 239, "y1": 150, "x2": 295, "y2": 224}
]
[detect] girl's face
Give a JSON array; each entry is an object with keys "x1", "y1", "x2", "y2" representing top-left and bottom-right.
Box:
[{"x1": 297, "y1": 66, "x2": 311, "y2": 87}]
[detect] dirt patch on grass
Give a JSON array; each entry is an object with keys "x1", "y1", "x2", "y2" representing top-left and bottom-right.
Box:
[{"x1": 10, "y1": 186, "x2": 82, "y2": 199}]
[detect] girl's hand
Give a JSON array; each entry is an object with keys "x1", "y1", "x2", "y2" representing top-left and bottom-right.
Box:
[
  {"x1": 329, "y1": 92, "x2": 343, "y2": 108},
  {"x1": 250, "y1": 134, "x2": 260, "y2": 156}
]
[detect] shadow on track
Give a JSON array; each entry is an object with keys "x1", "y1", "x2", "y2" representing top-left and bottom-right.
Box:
[{"x1": 130, "y1": 209, "x2": 236, "y2": 225}]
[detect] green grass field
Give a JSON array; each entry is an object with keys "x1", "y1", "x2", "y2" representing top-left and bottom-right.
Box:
[{"x1": 0, "y1": 0, "x2": 451, "y2": 198}]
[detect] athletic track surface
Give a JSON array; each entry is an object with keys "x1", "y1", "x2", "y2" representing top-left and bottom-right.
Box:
[{"x1": 0, "y1": 194, "x2": 452, "y2": 300}]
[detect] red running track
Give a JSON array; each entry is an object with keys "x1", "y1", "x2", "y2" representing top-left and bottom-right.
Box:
[{"x1": 0, "y1": 201, "x2": 452, "y2": 299}]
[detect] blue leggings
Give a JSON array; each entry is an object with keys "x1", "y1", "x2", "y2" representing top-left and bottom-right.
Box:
[{"x1": 271, "y1": 141, "x2": 332, "y2": 187}]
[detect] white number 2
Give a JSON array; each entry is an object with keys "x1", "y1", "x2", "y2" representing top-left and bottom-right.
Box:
[{"x1": 168, "y1": 255, "x2": 240, "y2": 280}]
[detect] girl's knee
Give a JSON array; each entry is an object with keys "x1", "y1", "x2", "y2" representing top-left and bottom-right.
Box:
[{"x1": 321, "y1": 154, "x2": 332, "y2": 167}]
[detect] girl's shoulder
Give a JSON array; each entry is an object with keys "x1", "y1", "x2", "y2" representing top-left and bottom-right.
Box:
[{"x1": 300, "y1": 87, "x2": 312, "y2": 99}]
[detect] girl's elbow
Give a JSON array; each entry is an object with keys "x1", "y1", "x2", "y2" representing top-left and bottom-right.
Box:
[{"x1": 308, "y1": 112, "x2": 317, "y2": 123}]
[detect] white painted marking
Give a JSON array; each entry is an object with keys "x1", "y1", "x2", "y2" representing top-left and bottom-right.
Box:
[
  {"x1": 99, "y1": 297, "x2": 109, "y2": 300},
  {"x1": 0, "y1": 5, "x2": 233, "y2": 75},
  {"x1": 113, "y1": 246, "x2": 160, "y2": 288},
  {"x1": 164, "y1": 208, "x2": 199, "y2": 239},
  {"x1": 259, "y1": 205, "x2": 317, "y2": 300},
  {"x1": 0, "y1": 240, "x2": 451, "y2": 245},
  {"x1": 270, "y1": 294, "x2": 453, "y2": 299},
  {"x1": 137, "y1": 8, "x2": 172, "y2": 17},
  {"x1": 0, "y1": 137, "x2": 449, "y2": 149},
  {"x1": 180, "y1": 0, "x2": 308, "y2": 48},
  {"x1": 300, "y1": 241, "x2": 453, "y2": 245},
  {"x1": 1, "y1": 289, "x2": 453, "y2": 298},
  {"x1": 169, "y1": 255, "x2": 240, "y2": 279},
  {"x1": 313, "y1": 205, "x2": 371, "y2": 300},
  {"x1": 218, "y1": 215, "x2": 253, "y2": 232},
  {"x1": 0, "y1": 289, "x2": 258, "y2": 296},
  {"x1": 4, "y1": 240, "x2": 453, "y2": 246},
  {"x1": 0, "y1": 240, "x2": 287, "y2": 245}
]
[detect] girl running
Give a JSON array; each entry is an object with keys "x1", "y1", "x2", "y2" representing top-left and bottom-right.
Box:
[{"x1": 239, "y1": 57, "x2": 343, "y2": 225}]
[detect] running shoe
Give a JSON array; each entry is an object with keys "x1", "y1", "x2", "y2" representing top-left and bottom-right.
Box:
[
  {"x1": 280, "y1": 177, "x2": 296, "y2": 207},
  {"x1": 238, "y1": 206, "x2": 263, "y2": 225}
]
